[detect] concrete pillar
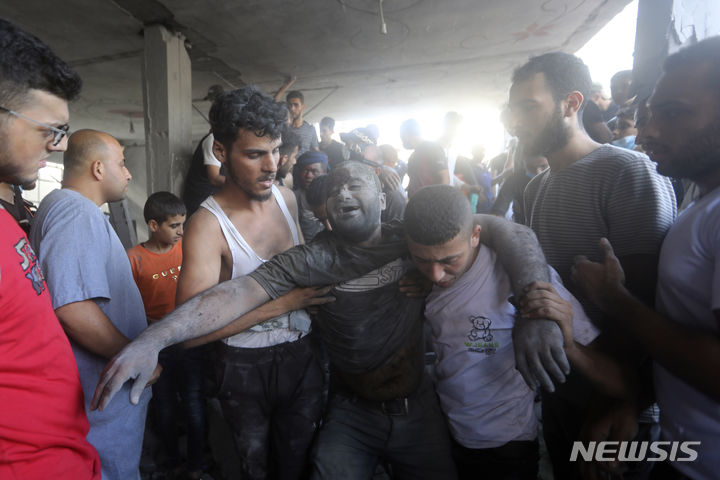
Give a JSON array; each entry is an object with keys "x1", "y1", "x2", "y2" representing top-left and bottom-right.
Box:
[
  {"x1": 141, "y1": 24, "x2": 193, "y2": 197},
  {"x1": 633, "y1": 0, "x2": 720, "y2": 101}
]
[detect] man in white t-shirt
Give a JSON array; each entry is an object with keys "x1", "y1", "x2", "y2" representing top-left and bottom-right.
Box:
[
  {"x1": 573, "y1": 36, "x2": 720, "y2": 480},
  {"x1": 404, "y1": 185, "x2": 599, "y2": 480}
]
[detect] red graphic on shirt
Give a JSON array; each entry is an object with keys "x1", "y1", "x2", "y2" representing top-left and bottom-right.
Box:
[{"x1": 14, "y1": 237, "x2": 46, "y2": 295}]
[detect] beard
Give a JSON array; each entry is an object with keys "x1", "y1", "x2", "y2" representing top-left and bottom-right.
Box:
[
  {"x1": 655, "y1": 117, "x2": 720, "y2": 180},
  {"x1": 525, "y1": 105, "x2": 571, "y2": 157},
  {"x1": 0, "y1": 131, "x2": 40, "y2": 186},
  {"x1": 225, "y1": 160, "x2": 274, "y2": 201}
]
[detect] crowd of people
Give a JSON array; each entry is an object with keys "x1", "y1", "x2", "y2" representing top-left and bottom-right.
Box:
[{"x1": 1, "y1": 14, "x2": 719, "y2": 480}]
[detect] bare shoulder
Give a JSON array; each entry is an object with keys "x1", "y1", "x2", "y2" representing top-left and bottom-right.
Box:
[
  {"x1": 183, "y1": 208, "x2": 224, "y2": 255},
  {"x1": 277, "y1": 185, "x2": 299, "y2": 216}
]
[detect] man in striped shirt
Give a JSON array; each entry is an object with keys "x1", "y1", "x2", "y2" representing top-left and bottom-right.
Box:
[{"x1": 508, "y1": 52, "x2": 676, "y2": 479}]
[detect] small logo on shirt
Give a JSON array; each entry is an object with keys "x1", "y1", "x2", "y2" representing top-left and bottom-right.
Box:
[
  {"x1": 335, "y1": 258, "x2": 406, "y2": 292},
  {"x1": 14, "y1": 237, "x2": 46, "y2": 296},
  {"x1": 151, "y1": 265, "x2": 181, "y2": 281},
  {"x1": 465, "y1": 315, "x2": 498, "y2": 355}
]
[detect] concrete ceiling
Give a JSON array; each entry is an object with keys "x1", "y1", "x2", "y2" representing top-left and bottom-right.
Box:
[{"x1": 1, "y1": 0, "x2": 631, "y2": 143}]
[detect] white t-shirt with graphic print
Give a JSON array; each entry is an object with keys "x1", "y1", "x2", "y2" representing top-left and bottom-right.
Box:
[{"x1": 425, "y1": 245, "x2": 599, "y2": 449}]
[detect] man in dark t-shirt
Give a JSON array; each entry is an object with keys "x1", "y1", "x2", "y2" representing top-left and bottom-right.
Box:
[{"x1": 95, "y1": 163, "x2": 563, "y2": 478}]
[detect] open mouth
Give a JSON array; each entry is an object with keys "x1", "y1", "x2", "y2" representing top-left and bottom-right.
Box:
[{"x1": 340, "y1": 206, "x2": 360, "y2": 214}]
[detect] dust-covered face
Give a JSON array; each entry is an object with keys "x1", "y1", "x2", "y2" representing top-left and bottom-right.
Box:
[{"x1": 326, "y1": 163, "x2": 385, "y2": 241}]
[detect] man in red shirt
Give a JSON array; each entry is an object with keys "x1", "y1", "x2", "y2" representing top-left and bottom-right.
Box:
[{"x1": 0, "y1": 18, "x2": 100, "y2": 479}]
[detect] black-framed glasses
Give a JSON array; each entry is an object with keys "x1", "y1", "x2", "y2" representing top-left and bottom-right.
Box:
[{"x1": 0, "y1": 106, "x2": 70, "y2": 146}]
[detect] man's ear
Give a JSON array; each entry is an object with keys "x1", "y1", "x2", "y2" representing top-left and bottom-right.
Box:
[
  {"x1": 213, "y1": 140, "x2": 227, "y2": 164},
  {"x1": 564, "y1": 91, "x2": 584, "y2": 117},
  {"x1": 147, "y1": 219, "x2": 159, "y2": 233},
  {"x1": 91, "y1": 160, "x2": 104, "y2": 181},
  {"x1": 470, "y1": 224, "x2": 482, "y2": 248}
]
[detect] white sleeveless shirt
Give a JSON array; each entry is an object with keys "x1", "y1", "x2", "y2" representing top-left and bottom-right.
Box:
[{"x1": 200, "y1": 185, "x2": 310, "y2": 348}]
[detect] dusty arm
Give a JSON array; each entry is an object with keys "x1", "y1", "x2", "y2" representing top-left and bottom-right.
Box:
[
  {"x1": 474, "y1": 214, "x2": 569, "y2": 391},
  {"x1": 92, "y1": 275, "x2": 269, "y2": 410}
]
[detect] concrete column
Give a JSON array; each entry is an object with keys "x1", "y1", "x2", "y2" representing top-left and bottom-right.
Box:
[
  {"x1": 142, "y1": 24, "x2": 193, "y2": 197},
  {"x1": 633, "y1": 0, "x2": 720, "y2": 102}
]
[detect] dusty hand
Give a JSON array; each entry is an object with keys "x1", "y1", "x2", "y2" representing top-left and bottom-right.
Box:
[
  {"x1": 91, "y1": 338, "x2": 160, "y2": 411},
  {"x1": 279, "y1": 285, "x2": 335, "y2": 312},
  {"x1": 572, "y1": 238, "x2": 626, "y2": 308},
  {"x1": 398, "y1": 270, "x2": 432, "y2": 298},
  {"x1": 513, "y1": 313, "x2": 570, "y2": 392},
  {"x1": 378, "y1": 166, "x2": 402, "y2": 192},
  {"x1": 519, "y1": 281, "x2": 574, "y2": 347}
]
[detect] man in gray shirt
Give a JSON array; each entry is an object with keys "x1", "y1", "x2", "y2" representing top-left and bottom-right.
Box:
[
  {"x1": 286, "y1": 90, "x2": 318, "y2": 157},
  {"x1": 31, "y1": 129, "x2": 156, "y2": 480}
]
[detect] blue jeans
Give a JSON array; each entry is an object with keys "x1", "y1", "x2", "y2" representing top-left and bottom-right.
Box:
[
  {"x1": 152, "y1": 344, "x2": 207, "y2": 472},
  {"x1": 311, "y1": 373, "x2": 457, "y2": 480}
]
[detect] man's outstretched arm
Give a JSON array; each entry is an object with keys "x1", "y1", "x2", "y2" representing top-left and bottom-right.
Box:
[
  {"x1": 92, "y1": 275, "x2": 269, "y2": 411},
  {"x1": 474, "y1": 214, "x2": 569, "y2": 391}
]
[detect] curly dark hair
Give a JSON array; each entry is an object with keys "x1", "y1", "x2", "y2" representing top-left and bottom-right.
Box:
[
  {"x1": 209, "y1": 86, "x2": 288, "y2": 150},
  {"x1": 512, "y1": 52, "x2": 591, "y2": 109},
  {"x1": 405, "y1": 185, "x2": 472, "y2": 246},
  {"x1": 0, "y1": 18, "x2": 82, "y2": 109}
]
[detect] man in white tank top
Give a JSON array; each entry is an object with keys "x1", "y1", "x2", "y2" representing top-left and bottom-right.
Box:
[{"x1": 176, "y1": 87, "x2": 333, "y2": 479}]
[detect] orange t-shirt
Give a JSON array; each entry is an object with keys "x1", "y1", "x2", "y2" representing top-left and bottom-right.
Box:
[{"x1": 127, "y1": 240, "x2": 183, "y2": 321}]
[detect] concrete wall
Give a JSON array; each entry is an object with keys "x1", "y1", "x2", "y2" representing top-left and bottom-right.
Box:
[{"x1": 123, "y1": 142, "x2": 149, "y2": 243}]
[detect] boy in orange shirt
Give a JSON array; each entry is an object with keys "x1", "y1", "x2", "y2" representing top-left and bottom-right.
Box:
[{"x1": 127, "y1": 192, "x2": 208, "y2": 479}]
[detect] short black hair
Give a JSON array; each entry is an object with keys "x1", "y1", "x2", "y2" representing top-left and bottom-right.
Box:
[
  {"x1": 663, "y1": 36, "x2": 720, "y2": 96},
  {"x1": 286, "y1": 90, "x2": 304, "y2": 103},
  {"x1": 144, "y1": 191, "x2": 186, "y2": 224},
  {"x1": 512, "y1": 52, "x2": 591, "y2": 108},
  {"x1": 320, "y1": 116, "x2": 335, "y2": 130},
  {"x1": 405, "y1": 185, "x2": 472, "y2": 246},
  {"x1": 0, "y1": 18, "x2": 82, "y2": 110},
  {"x1": 306, "y1": 174, "x2": 329, "y2": 208},
  {"x1": 209, "y1": 86, "x2": 287, "y2": 150},
  {"x1": 280, "y1": 124, "x2": 300, "y2": 156}
]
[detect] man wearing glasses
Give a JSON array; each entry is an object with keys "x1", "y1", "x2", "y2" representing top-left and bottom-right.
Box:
[{"x1": 0, "y1": 18, "x2": 101, "y2": 479}]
